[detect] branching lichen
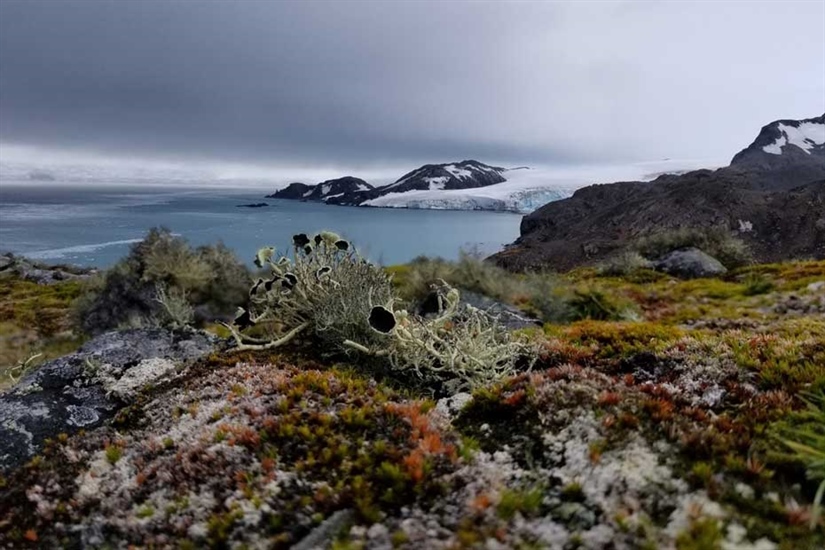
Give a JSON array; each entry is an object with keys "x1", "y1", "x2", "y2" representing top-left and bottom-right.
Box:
[
  {"x1": 225, "y1": 232, "x2": 533, "y2": 392},
  {"x1": 346, "y1": 282, "x2": 533, "y2": 392},
  {"x1": 224, "y1": 232, "x2": 394, "y2": 353}
]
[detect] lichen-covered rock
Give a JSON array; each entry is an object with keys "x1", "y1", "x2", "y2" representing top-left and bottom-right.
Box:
[
  {"x1": 0, "y1": 328, "x2": 216, "y2": 473},
  {"x1": 653, "y1": 247, "x2": 728, "y2": 279}
]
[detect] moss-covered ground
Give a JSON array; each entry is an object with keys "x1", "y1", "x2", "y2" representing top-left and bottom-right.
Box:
[
  {"x1": 1, "y1": 260, "x2": 823, "y2": 548},
  {"x1": 0, "y1": 276, "x2": 86, "y2": 389}
]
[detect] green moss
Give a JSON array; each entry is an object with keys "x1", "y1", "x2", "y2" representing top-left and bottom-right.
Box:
[
  {"x1": 390, "y1": 529, "x2": 409, "y2": 547},
  {"x1": 136, "y1": 504, "x2": 155, "y2": 519},
  {"x1": 105, "y1": 444, "x2": 123, "y2": 465},
  {"x1": 675, "y1": 518, "x2": 723, "y2": 550},
  {"x1": 497, "y1": 486, "x2": 544, "y2": 520}
]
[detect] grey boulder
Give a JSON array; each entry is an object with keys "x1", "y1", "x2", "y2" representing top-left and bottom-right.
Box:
[{"x1": 653, "y1": 247, "x2": 728, "y2": 279}]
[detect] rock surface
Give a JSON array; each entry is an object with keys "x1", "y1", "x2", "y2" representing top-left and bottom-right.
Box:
[
  {"x1": 0, "y1": 328, "x2": 216, "y2": 472},
  {"x1": 652, "y1": 247, "x2": 728, "y2": 279}
]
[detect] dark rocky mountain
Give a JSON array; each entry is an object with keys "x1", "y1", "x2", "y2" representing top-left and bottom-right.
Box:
[
  {"x1": 492, "y1": 114, "x2": 825, "y2": 271},
  {"x1": 267, "y1": 177, "x2": 374, "y2": 202},
  {"x1": 328, "y1": 160, "x2": 506, "y2": 206},
  {"x1": 384, "y1": 160, "x2": 506, "y2": 193},
  {"x1": 267, "y1": 182, "x2": 313, "y2": 200}
]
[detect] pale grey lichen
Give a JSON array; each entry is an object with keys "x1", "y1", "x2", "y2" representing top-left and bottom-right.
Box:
[{"x1": 345, "y1": 282, "x2": 535, "y2": 392}]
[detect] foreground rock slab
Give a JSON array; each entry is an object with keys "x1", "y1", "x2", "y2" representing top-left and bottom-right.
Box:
[{"x1": 0, "y1": 328, "x2": 216, "y2": 473}]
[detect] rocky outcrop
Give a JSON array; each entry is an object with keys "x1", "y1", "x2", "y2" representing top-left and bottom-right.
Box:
[
  {"x1": 493, "y1": 115, "x2": 825, "y2": 271},
  {"x1": 0, "y1": 328, "x2": 216, "y2": 472},
  {"x1": 0, "y1": 251, "x2": 96, "y2": 285}
]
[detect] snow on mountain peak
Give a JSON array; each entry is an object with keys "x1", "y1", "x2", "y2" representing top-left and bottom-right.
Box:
[{"x1": 762, "y1": 121, "x2": 825, "y2": 155}]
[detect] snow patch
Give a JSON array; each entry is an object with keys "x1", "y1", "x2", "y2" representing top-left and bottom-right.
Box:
[
  {"x1": 444, "y1": 164, "x2": 473, "y2": 179},
  {"x1": 424, "y1": 176, "x2": 449, "y2": 190},
  {"x1": 762, "y1": 122, "x2": 825, "y2": 155}
]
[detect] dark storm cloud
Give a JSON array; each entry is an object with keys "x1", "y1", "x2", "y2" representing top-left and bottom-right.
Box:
[{"x1": 0, "y1": 0, "x2": 823, "y2": 169}]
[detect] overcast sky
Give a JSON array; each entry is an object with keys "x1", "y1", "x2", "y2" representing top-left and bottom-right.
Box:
[{"x1": 0, "y1": 0, "x2": 823, "y2": 177}]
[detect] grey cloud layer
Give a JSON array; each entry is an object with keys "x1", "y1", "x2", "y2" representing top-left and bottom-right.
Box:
[{"x1": 0, "y1": 1, "x2": 823, "y2": 168}]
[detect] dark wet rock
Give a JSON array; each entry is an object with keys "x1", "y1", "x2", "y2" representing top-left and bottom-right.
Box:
[
  {"x1": 652, "y1": 247, "x2": 727, "y2": 279},
  {"x1": 0, "y1": 328, "x2": 217, "y2": 473}
]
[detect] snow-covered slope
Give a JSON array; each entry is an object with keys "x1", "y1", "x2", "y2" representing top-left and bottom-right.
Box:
[{"x1": 361, "y1": 159, "x2": 722, "y2": 214}]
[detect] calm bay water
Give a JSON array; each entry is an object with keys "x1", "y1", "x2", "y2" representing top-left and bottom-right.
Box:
[{"x1": 0, "y1": 183, "x2": 522, "y2": 268}]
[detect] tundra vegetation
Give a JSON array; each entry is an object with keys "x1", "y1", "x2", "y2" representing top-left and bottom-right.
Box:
[{"x1": 0, "y1": 230, "x2": 823, "y2": 549}]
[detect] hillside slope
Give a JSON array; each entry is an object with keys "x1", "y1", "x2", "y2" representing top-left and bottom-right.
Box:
[{"x1": 493, "y1": 114, "x2": 825, "y2": 271}]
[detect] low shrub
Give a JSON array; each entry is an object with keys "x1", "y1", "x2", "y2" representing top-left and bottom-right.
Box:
[
  {"x1": 74, "y1": 228, "x2": 250, "y2": 334},
  {"x1": 566, "y1": 287, "x2": 638, "y2": 322},
  {"x1": 597, "y1": 251, "x2": 651, "y2": 277},
  {"x1": 741, "y1": 274, "x2": 775, "y2": 296},
  {"x1": 633, "y1": 227, "x2": 752, "y2": 268}
]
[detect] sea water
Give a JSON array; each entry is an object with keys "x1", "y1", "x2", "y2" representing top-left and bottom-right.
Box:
[{"x1": 0, "y1": 183, "x2": 522, "y2": 267}]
